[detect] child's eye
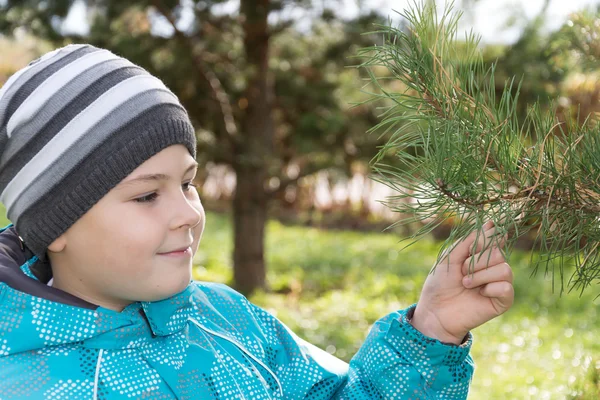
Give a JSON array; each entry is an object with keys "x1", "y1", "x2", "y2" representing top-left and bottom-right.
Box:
[
  {"x1": 182, "y1": 182, "x2": 197, "y2": 192},
  {"x1": 134, "y1": 192, "x2": 158, "y2": 203},
  {"x1": 133, "y1": 182, "x2": 195, "y2": 203}
]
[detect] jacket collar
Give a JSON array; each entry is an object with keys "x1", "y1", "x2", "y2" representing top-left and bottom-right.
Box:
[
  {"x1": 0, "y1": 280, "x2": 202, "y2": 354},
  {"x1": 80, "y1": 282, "x2": 199, "y2": 350}
]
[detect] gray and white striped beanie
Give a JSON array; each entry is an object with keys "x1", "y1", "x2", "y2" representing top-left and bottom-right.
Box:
[{"x1": 0, "y1": 44, "x2": 197, "y2": 259}]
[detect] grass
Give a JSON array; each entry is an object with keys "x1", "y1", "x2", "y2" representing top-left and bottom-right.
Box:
[
  {"x1": 1, "y1": 204, "x2": 599, "y2": 399},
  {"x1": 195, "y1": 212, "x2": 600, "y2": 400}
]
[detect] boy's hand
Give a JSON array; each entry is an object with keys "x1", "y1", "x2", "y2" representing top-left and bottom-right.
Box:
[{"x1": 410, "y1": 221, "x2": 514, "y2": 345}]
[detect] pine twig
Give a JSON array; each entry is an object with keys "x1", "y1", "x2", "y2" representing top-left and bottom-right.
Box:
[{"x1": 359, "y1": 1, "x2": 600, "y2": 293}]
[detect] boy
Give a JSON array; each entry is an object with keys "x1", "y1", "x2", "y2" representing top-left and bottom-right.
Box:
[{"x1": 0, "y1": 44, "x2": 514, "y2": 399}]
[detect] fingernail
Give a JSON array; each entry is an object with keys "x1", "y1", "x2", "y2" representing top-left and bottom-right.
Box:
[{"x1": 463, "y1": 276, "x2": 472, "y2": 287}]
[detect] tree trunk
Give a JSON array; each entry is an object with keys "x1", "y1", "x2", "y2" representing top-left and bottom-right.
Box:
[
  {"x1": 233, "y1": 0, "x2": 274, "y2": 294},
  {"x1": 233, "y1": 166, "x2": 268, "y2": 294}
]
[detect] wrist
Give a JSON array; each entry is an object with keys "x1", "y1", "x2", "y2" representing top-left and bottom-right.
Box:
[{"x1": 408, "y1": 305, "x2": 465, "y2": 345}]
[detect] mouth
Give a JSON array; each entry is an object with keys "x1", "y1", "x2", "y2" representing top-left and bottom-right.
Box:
[{"x1": 158, "y1": 245, "x2": 193, "y2": 257}]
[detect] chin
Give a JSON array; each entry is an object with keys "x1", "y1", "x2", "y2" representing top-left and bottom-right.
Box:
[{"x1": 142, "y1": 275, "x2": 192, "y2": 302}]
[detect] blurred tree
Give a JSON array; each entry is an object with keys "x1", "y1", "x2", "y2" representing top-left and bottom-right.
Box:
[
  {"x1": 548, "y1": 7, "x2": 600, "y2": 129},
  {"x1": 547, "y1": 6, "x2": 600, "y2": 74},
  {"x1": 0, "y1": 34, "x2": 52, "y2": 84},
  {"x1": 0, "y1": 0, "x2": 386, "y2": 294},
  {"x1": 480, "y1": 0, "x2": 600, "y2": 127},
  {"x1": 483, "y1": 0, "x2": 562, "y2": 121}
]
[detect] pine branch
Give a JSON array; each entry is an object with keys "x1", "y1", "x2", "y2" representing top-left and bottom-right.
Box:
[{"x1": 359, "y1": 1, "x2": 600, "y2": 294}]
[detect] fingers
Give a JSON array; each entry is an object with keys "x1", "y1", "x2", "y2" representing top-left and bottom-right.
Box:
[
  {"x1": 479, "y1": 281, "x2": 515, "y2": 314},
  {"x1": 463, "y1": 262, "x2": 515, "y2": 314},
  {"x1": 462, "y1": 246, "x2": 506, "y2": 275},
  {"x1": 462, "y1": 262, "x2": 513, "y2": 288},
  {"x1": 440, "y1": 221, "x2": 509, "y2": 276}
]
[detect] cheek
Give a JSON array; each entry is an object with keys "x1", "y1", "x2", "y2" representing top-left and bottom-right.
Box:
[{"x1": 94, "y1": 211, "x2": 163, "y2": 260}]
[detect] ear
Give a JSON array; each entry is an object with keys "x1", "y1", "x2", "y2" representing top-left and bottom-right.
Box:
[{"x1": 47, "y1": 234, "x2": 67, "y2": 253}]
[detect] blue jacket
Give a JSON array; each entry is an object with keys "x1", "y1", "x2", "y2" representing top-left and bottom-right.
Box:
[{"x1": 0, "y1": 226, "x2": 474, "y2": 399}]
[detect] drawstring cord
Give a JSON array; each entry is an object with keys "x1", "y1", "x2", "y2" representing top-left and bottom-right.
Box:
[
  {"x1": 187, "y1": 318, "x2": 247, "y2": 399},
  {"x1": 93, "y1": 349, "x2": 104, "y2": 400},
  {"x1": 188, "y1": 317, "x2": 283, "y2": 398}
]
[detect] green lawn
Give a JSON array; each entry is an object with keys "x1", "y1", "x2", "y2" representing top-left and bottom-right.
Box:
[
  {"x1": 194, "y1": 212, "x2": 600, "y2": 400},
  {"x1": 1, "y1": 204, "x2": 599, "y2": 399}
]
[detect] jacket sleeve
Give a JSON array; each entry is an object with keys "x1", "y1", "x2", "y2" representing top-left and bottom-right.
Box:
[{"x1": 247, "y1": 301, "x2": 474, "y2": 400}]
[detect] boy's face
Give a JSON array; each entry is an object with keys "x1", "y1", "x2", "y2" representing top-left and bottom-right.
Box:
[{"x1": 47, "y1": 145, "x2": 205, "y2": 311}]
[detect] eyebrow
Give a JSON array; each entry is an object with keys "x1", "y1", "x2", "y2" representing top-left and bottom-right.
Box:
[{"x1": 116, "y1": 162, "x2": 198, "y2": 190}]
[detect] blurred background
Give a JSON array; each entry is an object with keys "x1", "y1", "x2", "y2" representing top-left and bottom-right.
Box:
[{"x1": 1, "y1": 0, "x2": 600, "y2": 398}]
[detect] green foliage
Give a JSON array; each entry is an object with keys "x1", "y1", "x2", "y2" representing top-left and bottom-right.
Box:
[
  {"x1": 493, "y1": 9, "x2": 564, "y2": 107},
  {"x1": 548, "y1": 8, "x2": 600, "y2": 75},
  {"x1": 194, "y1": 211, "x2": 600, "y2": 399},
  {"x1": 0, "y1": 0, "x2": 75, "y2": 42},
  {"x1": 358, "y1": 1, "x2": 600, "y2": 294},
  {"x1": 267, "y1": 14, "x2": 388, "y2": 175}
]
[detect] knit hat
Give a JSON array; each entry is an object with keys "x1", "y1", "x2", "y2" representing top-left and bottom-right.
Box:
[{"x1": 0, "y1": 44, "x2": 197, "y2": 259}]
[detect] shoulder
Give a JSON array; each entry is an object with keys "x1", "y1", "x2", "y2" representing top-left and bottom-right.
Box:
[
  {"x1": 189, "y1": 282, "x2": 281, "y2": 329},
  {"x1": 192, "y1": 281, "x2": 248, "y2": 301},
  {"x1": 189, "y1": 282, "x2": 290, "y2": 348},
  {"x1": 188, "y1": 281, "x2": 278, "y2": 338},
  {"x1": 190, "y1": 281, "x2": 255, "y2": 315}
]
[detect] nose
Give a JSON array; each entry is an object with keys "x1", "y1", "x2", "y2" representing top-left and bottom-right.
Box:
[{"x1": 171, "y1": 190, "x2": 203, "y2": 230}]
